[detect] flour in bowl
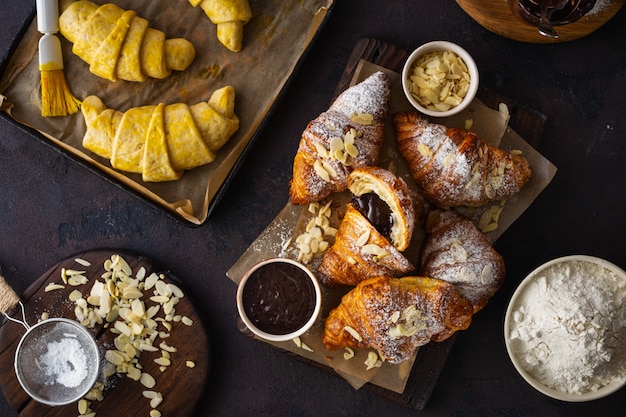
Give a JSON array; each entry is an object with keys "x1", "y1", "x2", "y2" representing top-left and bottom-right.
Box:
[{"x1": 508, "y1": 259, "x2": 626, "y2": 394}]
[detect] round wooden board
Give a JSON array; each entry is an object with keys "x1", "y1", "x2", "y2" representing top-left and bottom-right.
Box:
[
  {"x1": 0, "y1": 249, "x2": 210, "y2": 417},
  {"x1": 455, "y1": 0, "x2": 625, "y2": 43}
]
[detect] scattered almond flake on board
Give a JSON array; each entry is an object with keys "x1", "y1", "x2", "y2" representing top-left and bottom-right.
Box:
[
  {"x1": 44, "y1": 283, "x2": 64, "y2": 292},
  {"x1": 61, "y1": 254, "x2": 197, "y2": 414},
  {"x1": 75, "y1": 258, "x2": 91, "y2": 267},
  {"x1": 295, "y1": 201, "x2": 335, "y2": 264}
]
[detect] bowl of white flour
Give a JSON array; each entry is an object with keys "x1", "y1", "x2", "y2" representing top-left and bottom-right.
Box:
[{"x1": 505, "y1": 255, "x2": 626, "y2": 401}]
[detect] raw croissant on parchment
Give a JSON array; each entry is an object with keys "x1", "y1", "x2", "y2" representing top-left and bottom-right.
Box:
[
  {"x1": 316, "y1": 167, "x2": 418, "y2": 287},
  {"x1": 289, "y1": 71, "x2": 390, "y2": 205},
  {"x1": 421, "y1": 210, "x2": 506, "y2": 315},
  {"x1": 189, "y1": 0, "x2": 252, "y2": 52},
  {"x1": 322, "y1": 275, "x2": 473, "y2": 364},
  {"x1": 393, "y1": 111, "x2": 532, "y2": 209},
  {"x1": 59, "y1": 1, "x2": 196, "y2": 82},
  {"x1": 80, "y1": 86, "x2": 239, "y2": 182}
]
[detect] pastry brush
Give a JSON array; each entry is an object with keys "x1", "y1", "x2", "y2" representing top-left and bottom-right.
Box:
[{"x1": 37, "y1": 0, "x2": 80, "y2": 117}]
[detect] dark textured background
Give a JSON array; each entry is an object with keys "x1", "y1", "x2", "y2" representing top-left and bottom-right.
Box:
[{"x1": 1, "y1": 1, "x2": 625, "y2": 416}]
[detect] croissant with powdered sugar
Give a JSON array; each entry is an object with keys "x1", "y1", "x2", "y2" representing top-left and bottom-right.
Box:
[
  {"x1": 322, "y1": 275, "x2": 473, "y2": 364},
  {"x1": 393, "y1": 111, "x2": 531, "y2": 209},
  {"x1": 421, "y1": 210, "x2": 506, "y2": 316},
  {"x1": 289, "y1": 72, "x2": 390, "y2": 205}
]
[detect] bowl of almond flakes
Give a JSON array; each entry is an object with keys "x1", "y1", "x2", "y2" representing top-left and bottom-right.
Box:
[{"x1": 402, "y1": 41, "x2": 479, "y2": 118}]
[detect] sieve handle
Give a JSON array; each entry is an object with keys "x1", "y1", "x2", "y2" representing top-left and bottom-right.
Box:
[{"x1": 0, "y1": 275, "x2": 21, "y2": 316}]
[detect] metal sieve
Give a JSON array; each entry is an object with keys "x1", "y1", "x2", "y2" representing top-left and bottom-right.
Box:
[{"x1": 1, "y1": 276, "x2": 100, "y2": 406}]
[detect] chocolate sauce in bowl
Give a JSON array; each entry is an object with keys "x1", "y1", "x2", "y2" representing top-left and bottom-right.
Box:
[
  {"x1": 352, "y1": 193, "x2": 393, "y2": 239},
  {"x1": 242, "y1": 261, "x2": 317, "y2": 335}
]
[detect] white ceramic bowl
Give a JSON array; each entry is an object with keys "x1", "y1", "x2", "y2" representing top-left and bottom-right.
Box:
[
  {"x1": 504, "y1": 255, "x2": 626, "y2": 401},
  {"x1": 401, "y1": 41, "x2": 479, "y2": 118},
  {"x1": 236, "y1": 258, "x2": 321, "y2": 342}
]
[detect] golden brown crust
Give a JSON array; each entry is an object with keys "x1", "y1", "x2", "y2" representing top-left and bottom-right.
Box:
[
  {"x1": 393, "y1": 111, "x2": 532, "y2": 209},
  {"x1": 317, "y1": 205, "x2": 414, "y2": 287},
  {"x1": 289, "y1": 72, "x2": 390, "y2": 205},
  {"x1": 322, "y1": 276, "x2": 473, "y2": 364},
  {"x1": 347, "y1": 166, "x2": 417, "y2": 252},
  {"x1": 421, "y1": 210, "x2": 506, "y2": 314}
]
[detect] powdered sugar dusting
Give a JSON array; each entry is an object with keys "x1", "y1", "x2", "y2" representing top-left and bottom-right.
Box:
[
  {"x1": 395, "y1": 113, "x2": 531, "y2": 208},
  {"x1": 421, "y1": 211, "x2": 505, "y2": 312},
  {"x1": 290, "y1": 72, "x2": 390, "y2": 204}
]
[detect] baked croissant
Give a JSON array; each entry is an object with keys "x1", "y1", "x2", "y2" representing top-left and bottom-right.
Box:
[
  {"x1": 289, "y1": 71, "x2": 390, "y2": 205},
  {"x1": 421, "y1": 210, "x2": 506, "y2": 314},
  {"x1": 393, "y1": 111, "x2": 532, "y2": 209},
  {"x1": 317, "y1": 205, "x2": 414, "y2": 287},
  {"x1": 347, "y1": 166, "x2": 418, "y2": 252},
  {"x1": 322, "y1": 276, "x2": 473, "y2": 364},
  {"x1": 317, "y1": 167, "x2": 418, "y2": 287},
  {"x1": 189, "y1": 0, "x2": 252, "y2": 52},
  {"x1": 81, "y1": 86, "x2": 239, "y2": 182},
  {"x1": 59, "y1": 1, "x2": 196, "y2": 82}
]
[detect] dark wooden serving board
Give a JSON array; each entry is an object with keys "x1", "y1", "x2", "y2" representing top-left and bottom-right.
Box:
[
  {"x1": 247, "y1": 38, "x2": 546, "y2": 411},
  {"x1": 0, "y1": 249, "x2": 210, "y2": 417}
]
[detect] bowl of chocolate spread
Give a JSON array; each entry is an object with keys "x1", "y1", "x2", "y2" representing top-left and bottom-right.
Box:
[{"x1": 237, "y1": 258, "x2": 322, "y2": 342}]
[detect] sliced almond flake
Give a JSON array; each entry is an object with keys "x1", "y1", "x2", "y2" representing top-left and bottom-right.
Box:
[
  {"x1": 321, "y1": 160, "x2": 337, "y2": 178},
  {"x1": 69, "y1": 289, "x2": 83, "y2": 302},
  {"x1": 360, "y1": 243, "x2": 388, "y2": 257},
  {"x1": 313, "y1": 160, "x2": 331, "y2": 182},
  {"x1": 343, "y1": 326, "x2": 362, "y2": 342},
  {"x1": 329, "y1": 136, "x2": 344, "y2": 152},
  {"x1": 140, "y1": 372, "x2": 156, "y2": 388},
  {"x1": 417, "y1": 143, "x2": 432, "y2": 158},
  {"x1": 74, "y1": 258, "x2": 92, "y2": 267},
  {"x1": 356, "y1": 230, "x2": 370, "y2": 247},
  {"x1": 350, "y1": 112, "x2": 374, "y2": 125},
  {"x1": 345, "y1": 143, "x2": 359, "y2": 158},
  {"x1": 343, "y1": 347, "x2": 355, "y2": 360},
  {"x1": 45, "y1": 283, "x2": 65, "y2": 292}
]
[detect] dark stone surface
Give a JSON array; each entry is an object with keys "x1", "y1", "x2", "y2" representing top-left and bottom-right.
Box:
[{"x1": 1, "y1": 1, "x2": 625, "y2": 416}]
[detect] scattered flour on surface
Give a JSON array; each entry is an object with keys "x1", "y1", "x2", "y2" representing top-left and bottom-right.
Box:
[{"x1": 508, "y1": 259, "x2": 626, "y2": 394}]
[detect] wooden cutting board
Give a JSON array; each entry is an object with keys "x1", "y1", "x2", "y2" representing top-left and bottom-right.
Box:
[
  {"x1": 455, "y1": 0, "x2": 625, "y2": 43},
  {"x1": 0, "y1": 249, "x2": 210, "y2": 417},
  {"x1": 247, "y1": 37, "x2": 548, "y2": 411}
]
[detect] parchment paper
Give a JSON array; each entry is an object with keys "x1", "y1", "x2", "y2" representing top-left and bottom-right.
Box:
[
  {"x1": 0, "y1": 0, "x2": 334, "y2": 224},
  {"x1": 227, "y1": 60, "x2": 557, "y2": 394}
]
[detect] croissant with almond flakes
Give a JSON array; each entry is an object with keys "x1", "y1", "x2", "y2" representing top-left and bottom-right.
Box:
[
  {"x1": 421, "y1": 210, "x2": 506, "y2": 316},
  {"x1": 289, "y1": 72, "x2": 390, "y2": 205},
  {"x1": 322, "y1": 275, "x2": 473, "y2": 364},
  {"x1": 316, "y1": 166, "x2": 418, "y2": 287},
  {"x1": 393, "y1": 111, "x2": 532, "y2": 209}
]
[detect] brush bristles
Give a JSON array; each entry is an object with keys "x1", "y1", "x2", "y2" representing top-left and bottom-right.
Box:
[{"x1": 41, "y1": 69, "x2": 81, "y2": 117}]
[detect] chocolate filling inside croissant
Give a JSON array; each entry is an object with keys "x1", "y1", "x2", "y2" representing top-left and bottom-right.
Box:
[{"x1": 351, "y1": 193, "x2": 393, "y2": 241}]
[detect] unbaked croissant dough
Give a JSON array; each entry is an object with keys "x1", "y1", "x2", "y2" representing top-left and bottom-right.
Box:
[
  {"x1": 59, "y1": 1, "x2": 196, "y2": 81},
  {"x1": 81, "y1": 86, "x2": 239, "y2": 182},
  {"x1": 322, "y1": 276, "x2": 473, "y2": 364},
  {"x1": 289, "y1": 71, "x2": 390, "y2": 205},
  {"x1": 189, "y1": 0, "x2": 252, "y2": 52},
  {"x1": 394, "y1": 111, "x2": 532, "y2": 209}
]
